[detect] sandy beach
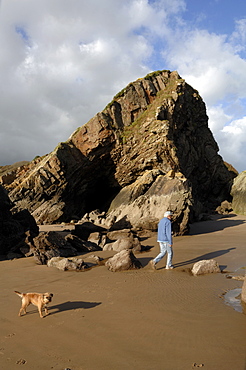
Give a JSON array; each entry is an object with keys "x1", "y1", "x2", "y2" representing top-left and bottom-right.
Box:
[{"x1": 0, "y1": 214, "x2": 246, "y2": 370}]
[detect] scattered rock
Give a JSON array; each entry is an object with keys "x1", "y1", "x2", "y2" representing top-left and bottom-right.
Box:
[
  {"x1": 104, "y1": 235, "x2": 141, "y2": 252},
  {"x1": 105, "y1": 249, "x2": 142, "y2": 272},
  {"x1": 226, "y1": 275, "x2": 245, "y2": 281},
  {"x1": 191, "y1": 259, "x2": 221, "y2": 276},
  {"x1": 216, "y1": 200, "x2": 233, "y2": 215},
  {"x1": 47, "y1": 257, "x2": 88, "y2": 271},
  {"x1": 88, "y1": 232, "x2": 107, "y2": 248},
  {"x1": 104, "y1": 229, "x2": 142, "y2": 252},
  {"x1": 89, "y1": 254, "x2": 103, "y2": 265}
]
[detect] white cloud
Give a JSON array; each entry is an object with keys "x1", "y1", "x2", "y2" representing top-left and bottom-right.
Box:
[
  {"x1": 230, "y1": 18, "x2": 246, "y2": 53},
  {"x1": 0, "y1": 0, "x2": 245, "y2": 173},
  {"x1": 207, "y1": 106, "x2": 232, "y2": 132},
  {"x1": 215, "y1": 117, "x2": 246, "y2": 172},
  {"x1": 161, "y1": 25, "x2": 246, "y2": 172},
  {"x1": 0, "y1": 0, "x2": 161, "y2": 163}
]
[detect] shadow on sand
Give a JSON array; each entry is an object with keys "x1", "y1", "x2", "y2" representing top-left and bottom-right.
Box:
[
  {"x1": 173, "y1": 248, "x2": 236, "y2": 268},
  {"x1": 189, "y1": 214, "x2": 246, "y2": 235},
  {"x1": 49, "y1": 301, "x2": 101, "y2": 315}
]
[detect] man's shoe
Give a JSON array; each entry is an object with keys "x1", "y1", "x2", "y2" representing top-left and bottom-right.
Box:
[
  {"x1": 149, "y1": 259, "x2": 156, "y2": 270},
  {"x1": 166, "y1": 265, "x2": 174, "y2": 269}
]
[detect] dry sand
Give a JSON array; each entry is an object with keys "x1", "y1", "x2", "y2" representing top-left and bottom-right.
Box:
[{"x1": 0, "y1": 214, "x2": 246, "y2": 370}]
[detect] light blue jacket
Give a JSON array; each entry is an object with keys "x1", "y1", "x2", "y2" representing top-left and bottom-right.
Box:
[{"x1": 157, "y1": 217, "x2": 172, "y2": 245}]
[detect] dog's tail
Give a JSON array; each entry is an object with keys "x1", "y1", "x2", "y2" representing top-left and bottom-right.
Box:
[{"x1": 14, "y1": 291, "x2": 23, "y2": 298}]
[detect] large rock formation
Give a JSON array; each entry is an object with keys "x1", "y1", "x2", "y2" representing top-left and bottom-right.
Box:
[
  {"x1": 231, "y1": 171, "x2": 246, "y2": 215},
  {"x1": 4, "y1": 70, "x2": 236, "y2": 234}
]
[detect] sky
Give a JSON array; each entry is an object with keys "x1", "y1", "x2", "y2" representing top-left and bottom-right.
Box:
[{"x1": 0, "y1": 0, "x2": 246, "y2": 173}]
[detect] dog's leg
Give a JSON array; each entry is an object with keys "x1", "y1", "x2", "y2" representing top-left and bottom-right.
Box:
[
  {"x1": 44, "y1": 305, "x2": 49, "y2": 316},
  {"x1": 38, "y1": 303, "x2": 44, "y2": 318},
  {"x1": 19, "y1": 303, "x2": 27, "y2": 316}
]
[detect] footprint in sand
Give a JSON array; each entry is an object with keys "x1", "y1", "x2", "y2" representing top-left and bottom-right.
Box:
[
  {"x1": 5, "y1": 333, "x2": 16, "y2": 338},
  {"x1": 192, "y1": 363, "x2": 204, "y2": 368},
  {"x1": 16, "y1": 358, "x2": 27, "y2": 365}
]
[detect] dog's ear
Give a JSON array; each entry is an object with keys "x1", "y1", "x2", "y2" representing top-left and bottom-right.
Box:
[{"x1": 50, "y1": 293, "x2": 53, "y2": 297}]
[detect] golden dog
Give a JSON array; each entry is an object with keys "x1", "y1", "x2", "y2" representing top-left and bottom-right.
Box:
[{"x1": 14, "y1": 291, "x2": 53, "y2": 318}]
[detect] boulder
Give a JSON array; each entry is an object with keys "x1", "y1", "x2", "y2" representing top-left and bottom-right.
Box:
[
  {"x1": 216, "y1": 200, "x2": 233, "y2": 215},
  {"x1": 88, "y1": 232, "x2": 107, "y2": 248},
  {"x1": 191, "y1": 259, "x2": 221, "y2": 276},
  {"x1": 47, "y1": 257, "x2": 88, "y2": 271},
  {"x1": 103, "y1": 230, "x2": 141, "y2": 252},
  {"x1": 105, "y1": 249, "x2": 142, "y2": 272},
  {"x1": 107, "y1": 171, "x2": 193, "y2": 235},
  {"x1": 231, "y1": 171, "x2": 246, "y2": 215},
  {"x1": 88, "y1": 254, "x2": 103, "y2": 265}
]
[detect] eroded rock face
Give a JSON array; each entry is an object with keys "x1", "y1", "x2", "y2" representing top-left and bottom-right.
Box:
[
  {"x1": 231, "y1": 171, "x2": 246, "y2": 215},
  {"x1": 5, "y1": 70, "x2": 235, "y2": 233}
]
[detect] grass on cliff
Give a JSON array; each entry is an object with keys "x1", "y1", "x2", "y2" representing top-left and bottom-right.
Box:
[
  {"x1": 104, "y1": 70, "x2": 172, "y2": 111},
  {"x1": 120, "y1": 77, "x2": 185, "y2": 143}
]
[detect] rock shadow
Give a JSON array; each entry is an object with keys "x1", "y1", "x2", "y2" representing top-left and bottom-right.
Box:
[
  {"x1": 49, "y1": 301, "x2": 101, "y2": 315},
  {"x1": 173, "y1": 248, "x2": 235, "y2": 268},
  {"x1": 138, "y1": 257, "x2": 154, "y2": 267},
  {"x1": 189, "y1": 215, "x2": 246, "y2": 235}
]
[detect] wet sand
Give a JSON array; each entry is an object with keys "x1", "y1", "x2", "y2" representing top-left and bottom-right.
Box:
[{"x1": 0, "y1": 214, "x2": 246, "y2": 370}]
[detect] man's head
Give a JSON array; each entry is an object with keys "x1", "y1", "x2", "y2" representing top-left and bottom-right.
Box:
[{"x1": 164, "y1": 211, "x2": 173, "y2": 219}]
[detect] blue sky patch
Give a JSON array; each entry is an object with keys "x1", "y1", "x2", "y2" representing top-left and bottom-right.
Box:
[{"x1": 15, "y1": 26, "x2": 31, "y2": 46}]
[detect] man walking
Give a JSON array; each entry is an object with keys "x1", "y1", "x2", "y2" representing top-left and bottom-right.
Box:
[{"x1": 150, "y1": 211, "x2": 174, "y2": 270}]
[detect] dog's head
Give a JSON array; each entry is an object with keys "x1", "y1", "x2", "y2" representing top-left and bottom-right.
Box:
[{"x1": 43, "y1": 293, "x2": 53, "y2": 304}]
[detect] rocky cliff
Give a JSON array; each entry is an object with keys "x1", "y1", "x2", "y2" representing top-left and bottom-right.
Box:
[
  {"x1": 231, "y1": 171, "x2": 246, "y2": 215},
  {"x1": 5, "y1": 70, "x2": 236, "y2": 234}
]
